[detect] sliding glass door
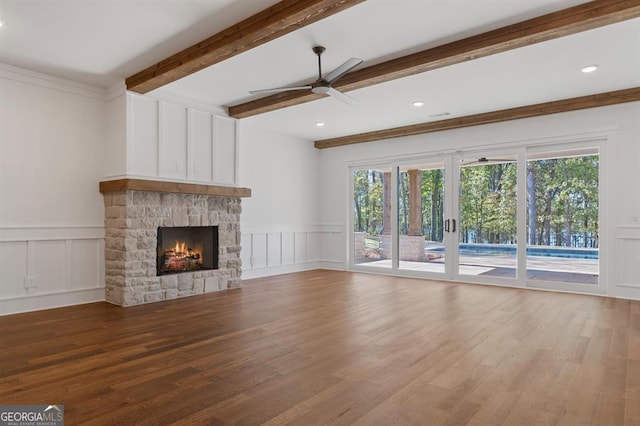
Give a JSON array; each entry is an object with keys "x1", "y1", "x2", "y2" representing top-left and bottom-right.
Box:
[
  {"x1": 350, "y1": 141, "x2": 603, "y2": 292},
  {"x1": 397, "y1": 160, "x2": 447, "y2": 277},
  {"x1": 352, "y1": 166, "x2": 392, "y2": 269},
  {"x1": 456, "y1": 154, "x2": 519, "y2": 281},
  {"x1": 525, "y1": 147, "x2": 600, "y2": 286}
]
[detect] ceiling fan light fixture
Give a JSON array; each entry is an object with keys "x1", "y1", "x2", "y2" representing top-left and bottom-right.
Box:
[
  {"x1": 311, "y1": 85, "x2": 331, "y2": 95},
  {"x1": 581, "y1": 64, "x2": 598, "y2": 73}
]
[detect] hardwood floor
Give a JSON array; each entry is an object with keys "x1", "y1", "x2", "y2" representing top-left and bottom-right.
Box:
[{"x1": 1, "y1": 270, "x2": 639, "y2": 425}]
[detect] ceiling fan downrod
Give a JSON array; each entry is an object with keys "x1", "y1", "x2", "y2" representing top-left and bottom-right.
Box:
[{"x1": 313, "y1": 45, "x2": 326, "y2": 81}]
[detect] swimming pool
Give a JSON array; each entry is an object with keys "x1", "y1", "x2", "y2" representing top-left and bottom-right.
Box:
[{"x1": 428, "y1": 244, "x2": 599, "y2": 259}]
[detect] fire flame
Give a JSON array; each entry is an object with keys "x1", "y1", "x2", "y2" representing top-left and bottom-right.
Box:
[
  {"x1": 161, "y1": 239, "x2": 203, "y2": 273},
  {"x1": 174, "y1": 241, "x2": 187, "y2": 254}
]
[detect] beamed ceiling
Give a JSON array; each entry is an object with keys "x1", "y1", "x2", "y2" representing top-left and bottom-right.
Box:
[{"x1": 2, "y1": 0, "x2": 639, "y2": 147}]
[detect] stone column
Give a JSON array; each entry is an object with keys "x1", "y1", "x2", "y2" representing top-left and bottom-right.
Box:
[{"x1": 407, "y1": 169, "x2": 423, "y2": 236}]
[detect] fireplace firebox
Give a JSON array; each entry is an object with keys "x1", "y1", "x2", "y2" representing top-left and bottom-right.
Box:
[{"x1": 157, "y1": 226, "x2": 218, "y2": 275}]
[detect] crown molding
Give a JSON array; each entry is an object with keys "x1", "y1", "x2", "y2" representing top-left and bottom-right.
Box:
[
  {"x1": 140, "y1": 89, "x2": 228, "y2": 116},
  {"x1": 0, "y1": 63, "x2": 108, "y2": 100}
]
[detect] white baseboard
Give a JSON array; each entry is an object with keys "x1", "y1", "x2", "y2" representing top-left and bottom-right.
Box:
[
  {"x1": 241, "y1": 262, "x2": 323, "y2": 280},
  {"x1": 0, "y1": 287, "x2": 105, "y2": 316}
]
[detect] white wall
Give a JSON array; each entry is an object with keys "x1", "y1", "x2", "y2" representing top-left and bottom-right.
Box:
[
  {"x1": 239, "y1": 124, "x2": 341, "y2": 278},
  {"x1": 0, "y1": 63, "x2": 332, "y2": 313},
  {"x1": 1, "y1": 61, "x2": 638, "y2": 314},
  {"x1": 319, "y1": 102, "x2": 640, "y2": 299},
  {"x1": 0, "y1": 65, "x2": 106, "y2": 314}
]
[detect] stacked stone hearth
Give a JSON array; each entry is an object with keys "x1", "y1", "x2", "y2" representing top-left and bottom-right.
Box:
[{"x1": 102, "y1": 190, "x2": 242, "y2": 306}]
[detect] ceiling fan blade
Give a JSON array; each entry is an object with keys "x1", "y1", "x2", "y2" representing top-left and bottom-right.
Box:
[
  {"x1": 249, "y1": 85, "x2": 311, "y2": 95},
  {"x1": 326, "y1": 87, "x2": 358, "y2": 105},
  {"x1": 324, "y1": 58, "x2": 363, "y2": 84}
]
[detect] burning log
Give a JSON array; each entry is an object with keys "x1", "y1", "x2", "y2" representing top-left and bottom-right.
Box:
[{"x1": 160, "y1": 241, "x2": 203, "y2": 273}]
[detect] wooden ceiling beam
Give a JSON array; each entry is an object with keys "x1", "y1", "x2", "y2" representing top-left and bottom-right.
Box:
[
  {"x1": 126, "y1": 0, "x2": 365, "y2": 93},
  {"x1": 229, "y1": 0, "x2": 640, "y2": 118},
  {"x1": 314, "y1": 87, "x2": 640, "y2": 149}
]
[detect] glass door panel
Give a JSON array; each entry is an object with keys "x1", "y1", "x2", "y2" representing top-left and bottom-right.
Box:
[
  {"x1": 457, "y1": 155, "x2": 518, "y2": 279},
  {"x1": 350, "y1": 143, "x2": 604, "y2": 293},
  {"x1": 526, "y1": 148, "x2": 599, "y2": 284},
  {"x1": 397, "y1": 161, "x2": 446, "y2": 275},
  {"x1": 352, "y1": 167, "x2": 392, "y2": 268}
]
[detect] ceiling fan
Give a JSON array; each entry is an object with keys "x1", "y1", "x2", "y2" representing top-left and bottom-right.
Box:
[{"x1": 249, "y1": 46, "x2": 363, "y2": 105}]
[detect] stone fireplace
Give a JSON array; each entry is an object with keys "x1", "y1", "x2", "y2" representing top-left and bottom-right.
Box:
[{"x1": 99, "y1": 179, "x2": 251, "y2": 306}]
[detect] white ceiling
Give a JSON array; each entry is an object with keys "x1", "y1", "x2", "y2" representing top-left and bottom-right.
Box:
[{"x1": 1, "y1": 0, "x2": 639, "y2": 141}]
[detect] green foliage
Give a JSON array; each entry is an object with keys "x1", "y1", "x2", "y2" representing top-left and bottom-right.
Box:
[
  {"x1": 353, "y1": 155, "x2": 598, "y2": 249},
  {"x1": 527, "y1": 155, "x2": 598, "y2": 247},
  {"x1": 459, "y1": 162, "x2": 517, "y2": 244},
  {"x1": 353, "y1": 169, "x2": 384, "y2": 234}
]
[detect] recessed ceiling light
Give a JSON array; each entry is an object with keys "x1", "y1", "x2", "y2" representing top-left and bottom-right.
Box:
[
  {"x1": 581, "y1": 65, "x2": 598, "y2": 73},
  {"x1": 0, "y1": 19, "x2": 4, "y2": 28},
  {"x1": 315, "y1": 121, "x2": 325, "y2": 127},
  {"x1": 412, "y1": 101, "x2": 425, "y2": 107}
]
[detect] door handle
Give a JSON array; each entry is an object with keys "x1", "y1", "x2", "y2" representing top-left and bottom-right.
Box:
[
  {"x1": 452, "y1": 219, "x2": 456, "y2": 233},
  {"x1": 445, "y1": 219, "x2": 450, "y2": 233}
]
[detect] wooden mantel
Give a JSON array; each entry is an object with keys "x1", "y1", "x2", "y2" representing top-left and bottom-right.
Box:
[{"x1": 99, "y1": 179, "x2": 252, "y2": 198}]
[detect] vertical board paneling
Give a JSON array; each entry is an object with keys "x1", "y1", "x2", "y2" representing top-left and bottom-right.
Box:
[
  {"x1": 33, "y1": 240, "x2": 66, "y2": 294},
  {"x1": 188, "y1": 109, "x2": 213, "y2": 182},
  {"x1": 214, "y1": 116, "x2": 237, "y2": 185},
  {"x1": 240, "y1": 228, "x2": 344, "y2": 274},
  {"x1": 267, "y1": 233, "x2": 281, "y2": 267},
  {"x1": 127, "y1": 96, "x2": 237, "y2": 186},
  {"x1": 295, "y1": 232, "x2": 308, "y2": 263},
  {"x1": 0, "y1": 228, "x2": 105, "y2": 306},
  {"x1": 307, "y1": 232, "x2": 319, "y2": 261},
  {"x1": 281, "y1": 232, "x2": 295, "y2": 265},
  {"x1": 619, "y1": 239, "x2": 640, "y2": 286},
  {"x1": 252, "y1": 233, "x2": 268, "y2": 268},
  {"x1": 160, "y1": 102, "x2": 187, "y2": 180},
  {"x1": 0, "y1": 242, "x2": 28, "y2": 298},
  {"x1": 130, "y1": 95, "x2": 159, "y2": 176},
  {"x1": 72, "y1": 240, "x2": 101, "y2": 289},
  {"x1": 331, "y1": 232, "x2": 343, "y2": 262}
]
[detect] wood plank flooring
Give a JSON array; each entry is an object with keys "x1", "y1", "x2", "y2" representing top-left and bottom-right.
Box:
[{"x1": 1, "y1": 270, "x2": 639, "y2": 425}]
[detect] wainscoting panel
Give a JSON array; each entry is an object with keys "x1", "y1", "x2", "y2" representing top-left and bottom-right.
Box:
[
  {"x1": 33, "y1": 240, "x2": 66, "y2": 294},
  {"x1": 0, "y1": 227, "x2": 105, "y2": 315},
  {"x1": 615, "y1": 225, "x2": 640, "y2": 296},
  {"x1": 251, "y1": 233, "x2": 268, "y2": 269},
  {"x1": 0, "y1": 241, "x2": 28, "y2": 298},
  {"x1": 124, "y1": 92, "x2": 238, "y2": 186},
  {"x1": 267, "y1": 233, "x2": 282, "y2": 267},
  {"x1": 241, "y1": 226, "x2": 344, "y2": 279},
  {"x1": 281, "y1": 232, "x2": 295, "y2": 265},
  {"x1": 295, "y1": 232, "x2": 308, "y2": 264},
  {"x1": 72, "y1": 239, "x2": 103, "y2": 291}
]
